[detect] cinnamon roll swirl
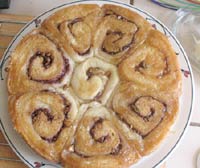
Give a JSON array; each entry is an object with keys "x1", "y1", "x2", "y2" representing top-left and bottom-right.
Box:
[
  {"x1": 94, "y1": 5, "x2": 152, "y2": 64},
  {"x1": 112, "y1": 82, "x2": 179, "y2": 155},
  {"x1": 119, "y1": 30, "x2": 182, "y2": 93},
  {"x1": 42, "y1": 5, "x2": 100, "y2": 62},
  {"x1": 8, "y1": 89, "x2": 78, "y2": 162},
  {"x1": 61, "y1": 103, "x2": 139, "y2": 168},
  {"x1": 71, "y1": 57, "x2": 119, "y2": 105},
  {"x1": 7, "y1": 29, "x2": 74, "y2": 94}
]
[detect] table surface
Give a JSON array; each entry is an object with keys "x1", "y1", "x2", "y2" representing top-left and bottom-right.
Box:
[{"x1": 0, "y1": 0, "x2": 200, "y2": 168}]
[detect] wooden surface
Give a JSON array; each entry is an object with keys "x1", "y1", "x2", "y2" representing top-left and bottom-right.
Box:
[
  {"x1": 0, "y1": 13, "x2": 167, "y2": 168},
  {"x1": 0, "y1": 14, "x2": 33, "y2": 60}
]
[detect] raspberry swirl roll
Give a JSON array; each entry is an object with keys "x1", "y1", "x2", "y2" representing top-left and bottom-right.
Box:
[
  {"x1": 8, "y1": 89, "x2": 78, "y2": 162},
  {"x1": 71, "y1": 57, "x2": 119, "y2": 105},
  {"x1": 94, "y1": 4, "x2": 152, "y2": 64},
  {"x1": 7, "y1": 29, "x2": 74, "y2": 94},
  {"x1": 119, "y1": 30, "x2": 182, "y2": 93},
  {"x1": 112, "y1": 82, "x2": 179, "y2": 155},
  {"x1": 61, "y1": 103, "x2": 139, "y2": 168},
  {"x1": 42, "y1": 5, "x2": 100, "y2": 62}
]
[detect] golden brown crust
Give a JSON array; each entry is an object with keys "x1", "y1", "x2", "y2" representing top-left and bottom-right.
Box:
[
  {"x1": 61, "y1": 103, "x2": 140, "y2": 168},
  {"x1": 7, "y1": 4, "x2": 182, "y2": 168},
  {"x1": 7, "y1": 29, "x2": 74, "y2": 95},
  {"x1": 94, "y1": 4, "x2": 152, "y2": 64},
  {"x1": 118, "y1": 30, "x2": 182, "y2": 93},
  {"x1": 8, "y1": 89, "x2": 78, "y2": 162},
  {"x1": 42, "y1": 4, "x2": 101, "y2": 62},
  {"x1": 112, "y1": 82, "x2": 179, "y2": 155}
]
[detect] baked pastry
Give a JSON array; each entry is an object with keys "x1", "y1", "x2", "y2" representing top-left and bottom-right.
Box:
[
  {"x1": 8, "y1": 89, "x2": 78, "y2": 162},
  {"x1": 7, "y1": 29, "x2": 74, "y2": 94},
  {"x1": 61, "y1": 103, "x2": 140, "y2": 168},
  {"x1": 7, "y1": 4, "x2": 182, "y2": 168},
  {"x1": 118, "y1": 29, "x2": 182, "y2": 92},
  {"x1": 94, "y1": 4, "x2": 152, "y2": 64},
  {"x1": 42, "y1": 4, "x2": 101, "y2": 62},
  {"x1": 112, "y1": 82, "x2": 179, "y2": 155},
  {"x1": 71, "y1": 57, "x2": 119, "y2": 105}
]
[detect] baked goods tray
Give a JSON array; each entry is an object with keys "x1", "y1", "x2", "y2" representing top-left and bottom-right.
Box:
[{"x1": 0, "y1": 1, "x2": 194, "y2": 168}]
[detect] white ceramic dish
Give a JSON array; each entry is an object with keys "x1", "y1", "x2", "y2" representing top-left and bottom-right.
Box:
[{"x1": 0, "y1": 0, "x2": 194, "y2": 168}]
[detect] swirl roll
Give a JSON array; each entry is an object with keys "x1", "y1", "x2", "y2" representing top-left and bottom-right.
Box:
[
  {"x1": 94, "y1": 4, "x2": 152, "y2": 64},
  {"x1": 112, "y1": 82, "x2": 179, "y2": 155},
  {"x1": 6, "y1": 4, "x2": 182, "y2": 167},
  {"x1": 7, "y1": 29, "x2": 74, "y2": 94},
  {"x1": 118, "y1": 30, "x2": 182, "y2": 92},
  {"x1": 71, "y1": 57, "x2": 119, "y2": 105},
  {"x1": 61, "y1": 103, "x2": 139, "y2": 168},
  {"x1": 8, "y1": 90, "x2": 78, "y2": 162},
  {"x1": 42, "y1": 4, "x2": 100, "y2": 62}
]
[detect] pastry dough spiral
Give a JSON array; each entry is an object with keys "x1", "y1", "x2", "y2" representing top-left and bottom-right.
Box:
[
  {"x1": 119, "y1": 30, "x2": 182, "y2": 92},
  {"x1": 71, "y1": 57, "x2": 119, "y2": 105},
  {"x1": 42, "y1": 4, "x2": 100, "y2": 62},
  {"x1": 7, "y1": 29, "x2": 74, "y2": 94},
  {"x1": 61, "y1": 103, "x2": 139, "y2": 168},
  {"x1": 9, "y1": 90, "x2": 78, "y2": 162},
  {"x1": 112, "y1": 82, "x2": 179, "y2": 155},
  {"x1": 94, "y1": 5, "x2": 152, "y2": 64}
]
